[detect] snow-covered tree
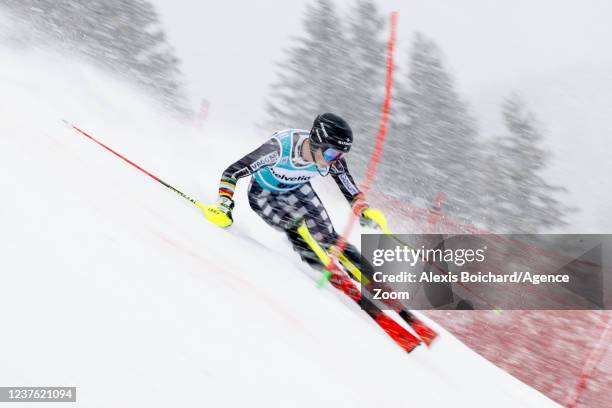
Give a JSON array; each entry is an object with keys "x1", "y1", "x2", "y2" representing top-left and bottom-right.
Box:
[
  {"x1": 341, "y1": 0, "x2": 388, "y2": 178},
  {"x1": 483, "y1": 94, "x2": 568, "y2": 232},
  {"x1": 394, "y1": 32, "x2": 484, "y2": 220},
  {"x1": 1, "y1": 0, "x2": 188, "y2": 113},
  {"x1": 263, "y1": 0, "x2": 351, "y2": 132}
]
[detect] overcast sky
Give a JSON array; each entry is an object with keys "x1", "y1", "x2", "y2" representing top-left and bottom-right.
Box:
[{"x1": 152, "y1": 0, "x2": 612, "y2": 134}]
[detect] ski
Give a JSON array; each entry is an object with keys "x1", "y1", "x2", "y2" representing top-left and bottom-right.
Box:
[
  {"x1": 296, "y1": 222, "x2": 421, "y2": 353},
  {"x1": 325, "y1": 253, "x2": 422, "y2": 353},
  {"x1": 331, "y1": 246, "x2": 438, "y2": 346}
]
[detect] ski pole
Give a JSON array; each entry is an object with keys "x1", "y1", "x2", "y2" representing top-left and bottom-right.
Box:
[{"x1": 62, "y1": 120, "x2": 207, "y2": 211}]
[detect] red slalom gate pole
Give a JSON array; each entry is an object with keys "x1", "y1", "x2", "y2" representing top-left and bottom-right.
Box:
[
  {"x1": 62, "y1": 120, "x2": 206, "y2": 210},
  {"x1": 327, "y1": 14, "x2": 502, "y2": 312},
  {"x1": 336, "y1": 11, "x2": 398, "y2": 252}
]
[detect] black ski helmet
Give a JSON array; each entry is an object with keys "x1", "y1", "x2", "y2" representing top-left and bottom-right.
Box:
[{"x1": 309, "y1": 113, "x2": 353, "y2": 153}]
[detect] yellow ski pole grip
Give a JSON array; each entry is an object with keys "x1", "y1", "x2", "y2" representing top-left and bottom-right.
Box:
[
  {"x1": 363, "y1": 208, "x2": 392, "y2": 234},
  {"x1": 201, "y1": 204, "x2": 233, "y2": 228}
]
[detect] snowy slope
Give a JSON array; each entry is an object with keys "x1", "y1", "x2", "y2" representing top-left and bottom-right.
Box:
[{"x1": 0, "y1": 47, "x2": 558, "y2": 407}]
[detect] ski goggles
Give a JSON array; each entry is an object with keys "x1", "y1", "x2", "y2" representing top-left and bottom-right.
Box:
[{"x1": 321, "y1": 147, "x2": 345, "y2": 162}]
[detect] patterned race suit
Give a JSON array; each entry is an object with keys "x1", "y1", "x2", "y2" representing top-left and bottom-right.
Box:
[{"x1": 218, "y1": 129, "x2": 367, "y2": 269}]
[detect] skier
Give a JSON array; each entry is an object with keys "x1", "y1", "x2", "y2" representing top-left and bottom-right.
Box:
[
  {"x1": 64, "y1": 114, "x2": 437, "y2": 351},
  {"x1": 203, "y1": 112, "x2": 437, "y2": 348},
  {"x1": 204, "y1": 112, "x2": 387, "y2": 271}
]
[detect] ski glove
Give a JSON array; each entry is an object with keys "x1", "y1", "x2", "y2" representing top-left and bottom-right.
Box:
[
  {"x1": 360, "y1": 208, "x2": 389, "y2": 232},
  {"x1": 202, "y1": 196, "x2": 234, "y2": 228},
  {"x1": 216, "y1": 196, "x2": 234, "y2": 215}
]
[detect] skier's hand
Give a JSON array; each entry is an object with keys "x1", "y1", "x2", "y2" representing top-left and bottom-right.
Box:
[
  {"x1": 360, "y1": 208, "x2": 388, "y2": 232},
  {"x1": 201, "y1": 196, "x2": 234, "y2": 228},
  {"x1": 216, "y1": 196, "x2": 234, "y2": 216}
]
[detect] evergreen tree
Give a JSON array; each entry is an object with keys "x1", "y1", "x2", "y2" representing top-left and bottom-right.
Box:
[
  {"x1": 394, "y1": 32, "x2": 484, "y2": 220},
  {"x1": 341, "y1": 0, "x2": 387, "y2": 178},
  {"x1": 1, "y1": 0, "x2": 187, "y2": 113},
  {"x1": 264, "y1": 0, "x2": 350, "y2": 132},
  {"x1": 483, "y1": 94, "x2": 568, "y2": 232},
  {"x1": 378, "y1": 76, "x2": 420, "y2": 201}
]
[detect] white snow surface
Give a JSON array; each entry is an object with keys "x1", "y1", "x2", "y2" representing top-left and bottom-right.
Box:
[{"x1": 0, "y1": 47, "x2": 558, "y2": 407}]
